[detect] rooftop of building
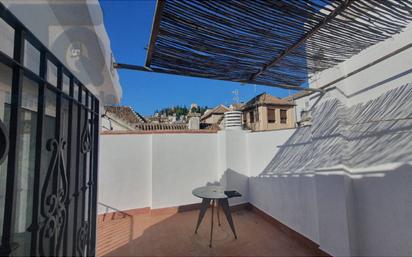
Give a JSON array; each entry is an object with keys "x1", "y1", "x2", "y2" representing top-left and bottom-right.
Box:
[
  {"x1": 201, "y1": 105, "x2": 230, "y2": 121},
  {"x1": 104, "y1": 106, "x2": 147, "y2": 124},
  {"x1": 243, "y1": 93, "x2": 295, "y2": 110}
]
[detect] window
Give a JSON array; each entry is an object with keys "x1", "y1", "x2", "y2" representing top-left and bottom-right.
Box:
[
  {"x1": 24, "y1": 40, "x2": 40, "y2": 75},
  {"x1": 249, "y1": 111, "x2": 254, "y2": 123},
  {"x1": 280, "y1": 109, "x2": 287, "y2": 124},
  {"x1": 47, "y1": 60, "x2": 58, "y2": 86},
  {"x1": 267, "y1": 108, "x2": 276, "y2": 123},
  {"x1": 0, "y1": 18, "x2": 14, "y2": 57}
]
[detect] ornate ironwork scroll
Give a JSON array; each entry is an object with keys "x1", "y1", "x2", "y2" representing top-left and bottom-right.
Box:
[
  {"x1": 39, "y1": 138, "x2": 68, "y2": 256},
  {"x1": 0, "y1": 118, "x2": 8, "y2": 164},
  {"x1": 76, "y1": 221, "x2": 89, "y2": 256},
  {"x1": 77, "y1": 118, "x2": 92, "y2": 256},
  {"x1": 81, "y1": 121, "x2": 91, "y2": 154}
]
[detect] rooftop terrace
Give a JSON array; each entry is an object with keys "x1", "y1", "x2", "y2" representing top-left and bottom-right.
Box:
[
  {"x1": 1, "y1": 1, "x2": 411, "y2": 257},
  {"x1": 98, "y1": 22, "x2": 412, "y2": 255},
  {"x1": 97, "y1": 206, "x2": 328, "y2": 257}
]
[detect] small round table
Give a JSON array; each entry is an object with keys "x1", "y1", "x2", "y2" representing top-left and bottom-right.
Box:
[{"x1": 192, "y1": 186, "x2": 237, "y2": 247}]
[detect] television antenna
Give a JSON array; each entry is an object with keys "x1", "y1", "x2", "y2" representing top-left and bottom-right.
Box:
[{"x1": 232, "y1": 89, "x2": 240, "y2": 104}]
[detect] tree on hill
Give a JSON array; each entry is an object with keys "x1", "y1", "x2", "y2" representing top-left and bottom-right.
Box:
[{"x1": 156, "y1": 105, "x2": 208, "y2": 118}]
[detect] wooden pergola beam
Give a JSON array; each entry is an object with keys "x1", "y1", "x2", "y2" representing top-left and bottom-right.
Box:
[
  {"x1": 249, "y1": 0, "x2": 356, "y2": 82},
  {"x1": 145, "y1": 0, "x2": 165, "y2": 67},
  {"x1": 113, "y1": 62, "x2": 324, "y2": 93}
]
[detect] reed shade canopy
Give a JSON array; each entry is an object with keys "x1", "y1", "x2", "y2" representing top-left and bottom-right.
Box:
[{"x1": 133, "y1": 0, "x2": 412, "y2": 92}]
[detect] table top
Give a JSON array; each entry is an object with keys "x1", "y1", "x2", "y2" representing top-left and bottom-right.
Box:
[{"x1": 192, "y1": 186, "x2": 228, "y2": 199}]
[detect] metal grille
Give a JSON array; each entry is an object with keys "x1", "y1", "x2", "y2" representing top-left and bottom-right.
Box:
[{"x1": 0, "y1": 3, "x2": 99, "y2": 256}]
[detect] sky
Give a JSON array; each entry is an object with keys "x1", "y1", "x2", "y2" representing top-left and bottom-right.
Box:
[{"x1": 99, "y1": 0, "x2": 298, "y2": 116}]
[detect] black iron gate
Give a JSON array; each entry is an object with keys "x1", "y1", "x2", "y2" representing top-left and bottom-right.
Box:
[{"x1": 0, "y1": 3, "x2": 99, "y2": 256}]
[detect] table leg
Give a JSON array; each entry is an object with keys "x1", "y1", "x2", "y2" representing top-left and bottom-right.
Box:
[
  {"x1": 220, "y1": 198, "x2": 237, "y2": 239},
  {"x1": 209, "y1": 199, "x2": 215, "y2": 247},
  {"x1": 195, "y1": 198, "x2": 210, "y2": 234},
  {"x1": 217, "y1": 200, "x2": 221, "y2": 226}
]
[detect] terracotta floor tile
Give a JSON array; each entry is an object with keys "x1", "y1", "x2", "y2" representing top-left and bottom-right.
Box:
[{"x1": 97, "y1": 209, "x2": 325, "y2": 257}]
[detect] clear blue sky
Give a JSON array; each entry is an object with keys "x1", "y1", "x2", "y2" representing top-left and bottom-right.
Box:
[{"x1": 100, "y1": 0, "x2": 298, "y2": 116}]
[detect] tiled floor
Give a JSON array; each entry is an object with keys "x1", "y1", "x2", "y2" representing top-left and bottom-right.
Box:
[{"x1": 97, "y1": 208, "x2": 326, "y2": 256}]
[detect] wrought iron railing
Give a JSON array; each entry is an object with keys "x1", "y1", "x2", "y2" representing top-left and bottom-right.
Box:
[{"x1": 0, "y1": 3, "x2": 99, "y2": 256}]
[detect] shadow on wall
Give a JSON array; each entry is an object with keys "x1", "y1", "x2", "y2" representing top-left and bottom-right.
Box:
[
  {"x1": 347, "y1": 83, "x2": 412, "y2": 167},
  {"x1": 206, "y1": 169, "x2": 249, "y2": 205},
  {"x1": 260, "y1": 82, "x2": 412, "y2": 176},
  {"x1": 252, "y1": 83, "x2": 412, "y2": 255},
  {"x1": 260, "y1": 97, "x2": 347, "y2": 176},
  {"x1": 316, "y1": 163, "x2": 412, "y2": 256}
]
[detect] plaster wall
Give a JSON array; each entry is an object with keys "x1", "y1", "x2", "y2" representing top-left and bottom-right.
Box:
[
  {"x1": 312, "y1": 23, "x2": 412, "y2": 257},
  {"x1": 0, "y1": 0, "x2": 122, "y2": 104},
  {"x1": 99, "y1": 132, "x2": 220, "y2": 212},
  {"x1": 98, "y1": 134, "x2": 152, "y2": 213},
  {"x1": 247, "y1": 129, "x2": 320, "y2": 243},
  {"x1": 219, "y1": 130, "x2": 250, "y2": 205},
  {"x1": 151, "y1": 133, "x2": 219, "y2": 209}
]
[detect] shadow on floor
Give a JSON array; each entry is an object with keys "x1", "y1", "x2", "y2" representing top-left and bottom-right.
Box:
[{"x1": 97, "y1": 207, "x2": 327, "y2": 257}]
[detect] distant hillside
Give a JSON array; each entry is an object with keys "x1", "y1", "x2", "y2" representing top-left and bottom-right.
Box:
[{"x1": 155, "y1": 105, "x2": 208, "y2": 118}]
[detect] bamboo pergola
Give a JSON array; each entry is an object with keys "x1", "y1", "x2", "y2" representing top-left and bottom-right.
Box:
[{"x1": 115, "y1": 0, "x2": 412, "y2": 93}]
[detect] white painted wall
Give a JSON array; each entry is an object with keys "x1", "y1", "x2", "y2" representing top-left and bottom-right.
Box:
[
  {"x1": 350, "y1": 163, "x2": 412, "y2": 256},
  {"x1": 321, "y1": 26, "x2": 411, "y2": 257},
  {"x1": 151, "y1": 133, "x2": 218, "y2": 208},
  {"x1": 247, "y1": 129, "x2": 321, "y2": 243},
  {"x1": 99, "y1": 131, "x2": 252, "y2": 212},
  {"x1": 248, "y1": 129, "x2": 295, "y2": 176},
  {"x1": 221, "y1": 130, "x2": 250, "y2": 205},
  {"x1": 99, "y1": 132, "x2": 220, "y2": 212},
  {"x1": 0, "y1": 0, "x2": 122, "y2": 104},
  {"x1": 98, "y1": 134, "x2": 152, "y2": 213},
  {"x1": 302, "y1": 23, "x2": 412, "y2": 256}
]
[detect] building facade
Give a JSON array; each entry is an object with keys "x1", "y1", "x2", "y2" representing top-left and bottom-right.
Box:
[
  {"x1": 200, "y1": 104, "x2": 229, "y2": 125},
  {"x1": 242, "y1": 93, "x2": 295, "y2": 131}
]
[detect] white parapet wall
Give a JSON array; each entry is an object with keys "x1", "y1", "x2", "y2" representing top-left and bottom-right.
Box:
[
  {"x1": 99, "y1": 130, "x2": 251, "y2": 213},
  {"x1": 99, "y1": 131, "x2": 226, "y2": 213},
  {"x1": 98, "y1": 133, "x2": 152, "y2": 213},
  {"x1": 247, "y1": 129, "x2": 321, "y2": 244},
  {"x1": 151, "y1": 133, "x2": 219, "y2": 208}
]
